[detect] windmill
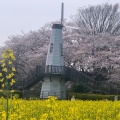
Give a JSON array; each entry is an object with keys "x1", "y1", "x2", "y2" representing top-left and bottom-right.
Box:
[
  {"x1": 40, "y1": 3, "x2": 66, "y2": 99},
  {"x1": 15, "y1": 3, "x2": 120, "y2": 98},
  {"x1": 21, "y1": 3, "x2": 116, "y2": 96}
]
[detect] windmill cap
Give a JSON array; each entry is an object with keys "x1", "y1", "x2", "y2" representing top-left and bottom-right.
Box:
[{"x1": 52, "y1": 24, "x2": 63, "y2": 29}]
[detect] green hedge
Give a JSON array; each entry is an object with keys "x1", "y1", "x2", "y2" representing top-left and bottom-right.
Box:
[{"x1": 67, "y1": 93, "x2": 119, "y2": 101}]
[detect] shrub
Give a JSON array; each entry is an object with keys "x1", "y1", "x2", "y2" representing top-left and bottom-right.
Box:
[{"x1": 67, "y1": 92, "x2": 119, "y2": 101}]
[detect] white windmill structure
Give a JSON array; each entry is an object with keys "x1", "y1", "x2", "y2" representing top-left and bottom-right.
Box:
[
  {"x1": 40, "y1": 3, "x2": 66, "y2": 99},
  {"x1": 17, "y1": 3, "x2": 116, "y2": 99}
]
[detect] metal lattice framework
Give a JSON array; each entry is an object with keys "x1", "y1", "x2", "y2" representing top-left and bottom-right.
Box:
[{"x1": 15, "y1": 65, "x2": 120, "y2": 95}]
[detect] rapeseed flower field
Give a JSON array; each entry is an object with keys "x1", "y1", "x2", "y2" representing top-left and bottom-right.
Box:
[{"x1": 0, "y1": 96, "x2": 120, "y2": 120}]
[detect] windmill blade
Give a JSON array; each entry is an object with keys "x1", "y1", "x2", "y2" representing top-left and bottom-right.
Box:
[{"x1": 65, "y1": 25, "x2": 79, "y2": 30}]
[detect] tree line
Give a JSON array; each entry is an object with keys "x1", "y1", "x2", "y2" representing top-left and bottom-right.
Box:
[{"x1": 0, "y1": 3, "x2": 120, "y2": 86}]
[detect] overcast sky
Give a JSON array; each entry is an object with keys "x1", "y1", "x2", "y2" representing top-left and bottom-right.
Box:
[{"x1": 0, "y1": 0, "x2": 120, "y2": 47}]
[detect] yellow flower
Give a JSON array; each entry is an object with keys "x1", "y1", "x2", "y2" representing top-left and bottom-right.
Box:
[
  {"x1": 0, "y1": 78, "x2": 4, "y2": 82},
  {"x1": 11, "y1": 79, "x2": 16, "y2": 83},
  {"x1": 11, "y1": 56, "x2": 16, "y2": 60},
  {"x1": 0, "y1": 49, "x2": 16, "y2": 88},
  {"x1": 11, "y1": 90, "x2": 14, "y2": 93},
  {"x1": 12, "y1": 67, "x2": 16, "y2": 72},
  {"x1": 2, "y1": 83, "x2": 5, "y2": 88},
  {"x1": 0, "y1": 73, "x2": 2, "y2": 77},
  {"x1": 10, "y1": 82, "x2": 13, "y2": 86},
  {"x1": 2, "y1": 49, "x2": 15, "y2": 60},
  {"x1": 40, "y1": 113, "x2": 48, "y2": 120},
  {"x1": 9, "y1": 53, "x2": 13, "y2": 57},
  {"x1": 10, "y1": 72, "x2": 14, "y2": 77},
  {"x1": 1, "y1": 111, "x2": 6, "y2": 118},
  {"x1": 9, "y1": 49, "x2": 13, "y2": 53},
  {"x1": 0, "y1": 59, "x2": 4, "y2": 63},
  {"x1": 1, "y1": 63, "x2": 5, "y2": 67},
  {"x1": 8, "y1": 60, "x2": 12, "y2": 64},
  {"x1": 6, "y1": 74, "x2": 12, "y2": 79},
  {"x1": 2, "y1": 53, "x2": 8, "y2": 59},
  {"x1": 1, "y1": 96, "x2": 4, "y2": 99},
  {"x1": 2, "y1": 68, "x2": 7, "y2": 72},
  {"x1": 10, "y1": 79, "x2": 16, "y2": 85},
  {"x1": 30, "y1": 118, "x2": 37, "y2": 120}
]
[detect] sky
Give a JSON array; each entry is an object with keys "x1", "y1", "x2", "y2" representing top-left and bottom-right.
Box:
[{"x1": 0, "y1": 0, "x2": 120, "y2": 47}]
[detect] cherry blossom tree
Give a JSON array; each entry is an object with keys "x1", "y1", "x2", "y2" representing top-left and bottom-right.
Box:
[
  {"x1": 1, "y1": 20, "x2": 120, "y2": 85},
  {"x1": 71, "y1": 3, "x2": 120, "y2": 82}
]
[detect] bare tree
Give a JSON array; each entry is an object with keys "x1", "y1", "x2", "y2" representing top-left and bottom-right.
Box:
[{"x1": 73, "y1": 3, "x2": 120, "y2": 35}]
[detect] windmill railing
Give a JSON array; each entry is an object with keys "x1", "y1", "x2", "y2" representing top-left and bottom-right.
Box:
[
  {"x1": 35, "y1": 65, "x2": 65, "y2": 75},
  {"x1": 26, "y1": 65, "x2": 96, "y2": 90},
  {"x1": 23, "y1": 70, "x2": 37, "y2": 89},
  {"x1": 21, "y1": 65, "x2": 120, "y2": 94},
  {"x1": 24, "y1": 65, "x2": 98, "y2": 89},
  {"x1": 22, "y1": 65, "x2": 65, "y2": 89}
]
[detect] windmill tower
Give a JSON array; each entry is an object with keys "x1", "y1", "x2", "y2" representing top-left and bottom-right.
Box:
[{"x1": 40, "y1": 3, "x2": 66, "y2": 99}]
